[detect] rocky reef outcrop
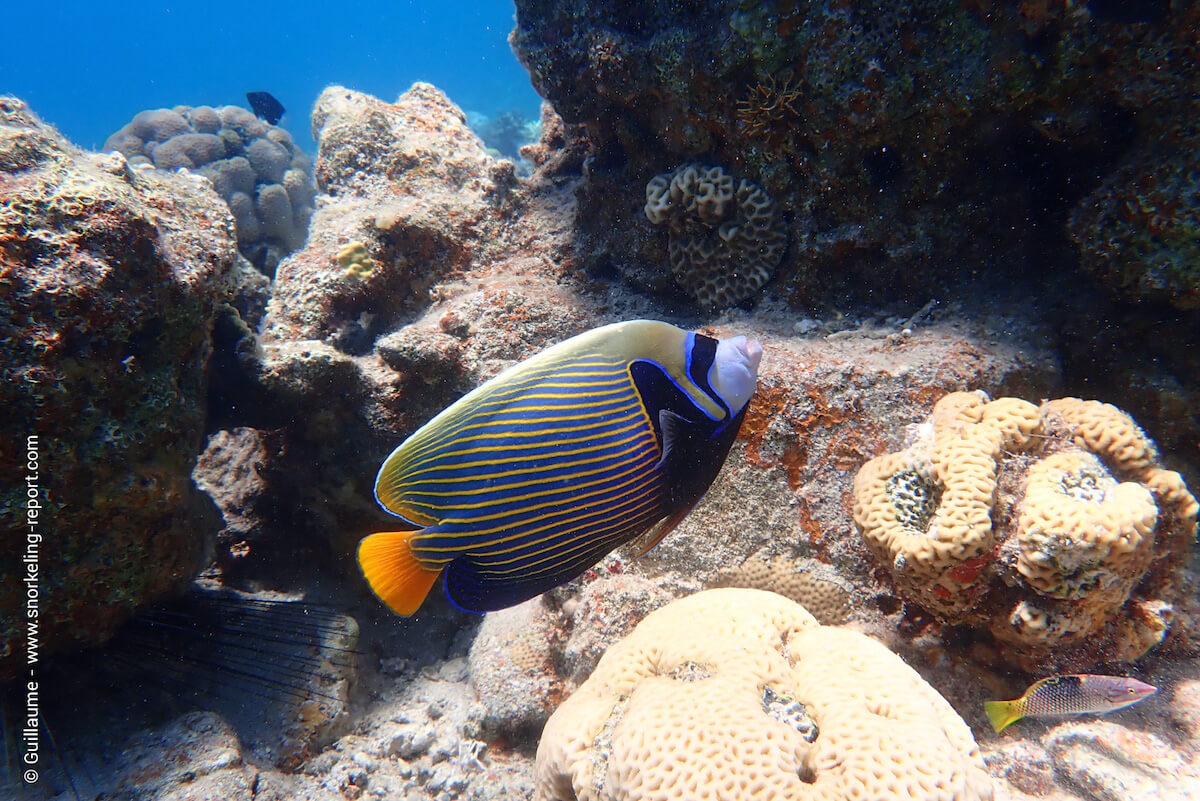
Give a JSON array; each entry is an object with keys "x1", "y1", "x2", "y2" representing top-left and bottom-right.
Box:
[
  {"x1": 509, "y1": 0, "x2": 1199, "y2": 310},
  {"x1": 0, "y1": 97, "x2": 244, "y2": 677},
  {"x1": 508, "y1": 0, "x2": 1200, "y2": 474}
]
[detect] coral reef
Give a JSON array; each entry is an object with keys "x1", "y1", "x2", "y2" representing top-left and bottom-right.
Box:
[
  {"x1": 237, "y1": 82, "x2": 1061, "y2": 596},
  {"x1": 509, "y1": 0, "x2": 1200, "y2": 305},
  {"x1": 0, "y1": 97, "x2": 239, "y2": 676},
  {"x1": 853, "y1": 391, "x2": 1198, "y2": 670},
  {"x1": 104, "y1": 104, "x2": 316, "y2": 274},
  {"x1": 508, "y1": 0, "x2": 1200, "y2": 458},
  {"x1": 1068, "y1": 119, "x2": 1200, "y2": 311},
  {"x1": 536, "y1": 588, "x2": 993, "y2": 801},
  {"x1": 11, "y1": 75, "x2": 1200, "y2": 801},
  {"x1": 644, "y1": 163, "x2": 787, "y2": 309}
]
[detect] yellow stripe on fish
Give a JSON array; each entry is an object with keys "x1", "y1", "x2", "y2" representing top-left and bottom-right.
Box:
[{"x1": 357, "y1": 320, "x2": 763, "y2": 615}]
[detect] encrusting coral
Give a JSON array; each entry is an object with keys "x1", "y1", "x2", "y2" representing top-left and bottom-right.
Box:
[
  {"x1": 0, "y1": 97, "x2": 236, "y2": 675},
  {"x1": 336, "y1": 241, "x2": 376, "y2": 277},
  {"x1": 644, "y1": 163, "x2": 787, "y2": 310},
  {"x1": 536, "y1": 588, "x2": 993, "y2": 801},
  {"x1": 853, "y1": 391, "x2": 1198, "y2": 671}
]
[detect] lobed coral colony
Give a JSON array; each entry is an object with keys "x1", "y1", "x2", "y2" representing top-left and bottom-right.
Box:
[
  {"x1": 103, "y1": 105, "x2": 315, "y2": 274},
  {"x1": 644, "y1": 163, "x2": 787, "y2": 310},
  {"x1": 853, "y1": 391, "x2": 1198, "y2": 671},
  {"x1": 537, "y1": 589, "x2": 993, "y2": 801}
]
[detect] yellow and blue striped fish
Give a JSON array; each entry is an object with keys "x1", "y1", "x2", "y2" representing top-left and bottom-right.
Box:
[{"x1": 358, "y1": 320, "x2": 763, "y2": 615}]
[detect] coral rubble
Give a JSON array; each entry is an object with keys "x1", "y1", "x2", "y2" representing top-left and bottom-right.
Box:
[{"x1": 854, "y1": 391, "x2": 1198, "y2": 670}]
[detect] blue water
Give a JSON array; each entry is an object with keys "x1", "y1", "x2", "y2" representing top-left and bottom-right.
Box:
[{"x1": 1, "y1": 1, "x2": 541, "y2": 155}]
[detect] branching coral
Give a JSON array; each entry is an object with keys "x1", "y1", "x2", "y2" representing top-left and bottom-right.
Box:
[
  {"x1": 853, "y1": 391, "x2": 1198, "y2": 670},
  {"x1": 736, "y1": 76, "x2": 803, "y2": 141}
]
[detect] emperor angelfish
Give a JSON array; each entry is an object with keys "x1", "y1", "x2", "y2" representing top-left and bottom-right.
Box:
[{"x1": 358, "y1": 320, "x2": 763, "y2": 615}]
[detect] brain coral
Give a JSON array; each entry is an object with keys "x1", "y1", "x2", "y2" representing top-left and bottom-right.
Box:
[
  {"x1": 853, "y1": 391, "x2": 1198, "y2": 671},
  {"x1": 715, "y1": 555, "x2": 854, "y2": 625},
  {"x1": 536, "y1": 588, "x2": 992, "y2": 801},
  {"x1": 644, "y1": 163, "x2": 786, "y2": 310},
  {"x1": 104, "y1": 104, "x2": 315, "y2": 275}
]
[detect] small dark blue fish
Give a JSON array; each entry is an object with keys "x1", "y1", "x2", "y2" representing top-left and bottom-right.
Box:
[
  {"x1": 245, "y1": 91, "x2": 285, "y2": 125},
  {"x1": 358, "y1": 320, "x2": 763, "y2": 615}
]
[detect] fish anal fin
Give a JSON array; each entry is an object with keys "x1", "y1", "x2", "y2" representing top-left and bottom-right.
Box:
[
  {"x1": 357, "y1": 531, "x2": 442, "y2": 616},
  {"x1": 983, "y1": 699, "x2": 1020, "y2": 733}
]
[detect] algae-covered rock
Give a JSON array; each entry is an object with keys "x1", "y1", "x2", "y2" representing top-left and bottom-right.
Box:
[{"x1": 0, "y1": 97, "x2": 236, "y2": 677}]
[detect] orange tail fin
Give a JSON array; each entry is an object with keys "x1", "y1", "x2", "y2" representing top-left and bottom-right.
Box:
[{"x1": 357, "y1": 531, "x2": 442, "y2": 616}]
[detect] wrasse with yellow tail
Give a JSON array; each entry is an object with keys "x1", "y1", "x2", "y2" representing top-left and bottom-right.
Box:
[
  {"x1": 357, "y1": 320, "x2": 762, "y2": 615},
  {"x1": 985, "y1": 674, "x2": 1156, "y2": 733}
]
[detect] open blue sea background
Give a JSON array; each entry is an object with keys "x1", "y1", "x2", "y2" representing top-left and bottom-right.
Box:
[{"x1": 0, "y1": 0, "x2": 541, "y2": 155}]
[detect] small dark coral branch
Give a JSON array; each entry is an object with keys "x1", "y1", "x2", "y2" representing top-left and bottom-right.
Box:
[{"x1": 736, "y1": 77, "x2": 804, "y2": 139}]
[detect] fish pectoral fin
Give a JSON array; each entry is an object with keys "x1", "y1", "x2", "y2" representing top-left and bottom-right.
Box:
[
  {"x1": 632, "y1": 507, "x2": 692, "y2": 558},
  {"x1": 983, "y1": 700, "x2": 1020, "y2": 733},
  {"x1": 357, "y1": 530, "x2": 442, "y2": 616},
  {"x1": 655, "y1": 409, "x2": 688, "y2": 469}
]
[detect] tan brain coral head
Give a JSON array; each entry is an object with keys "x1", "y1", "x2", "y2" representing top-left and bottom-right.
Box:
[
  {"x1": 1043, "y1": 397, "x2": 1159, "y2": 476},
  {"x1": 853, "y1": 391, "x2": 1041, "y2": 618},
  {"x1": 644, "y1": 163, "x2": 787, "y2": 310},
  {"x1": 535, "y1": 588, "x2": 993, "y2": 801},
  {"x1": 853, "y1": 390, "x2": 1198, "y2": 672},
  {"x1": 1014, "y1": 451, "x2": 1158, "y2": 602}
]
